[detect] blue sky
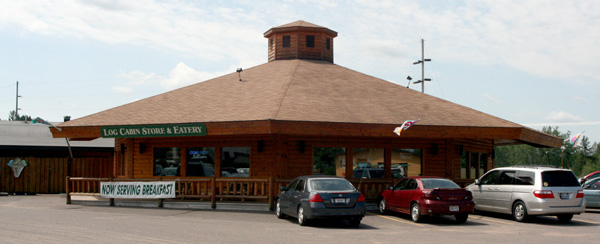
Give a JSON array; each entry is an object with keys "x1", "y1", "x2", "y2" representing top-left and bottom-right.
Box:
[{"x1": 1, "y1": 0, "x2": 599, "y2": 144}]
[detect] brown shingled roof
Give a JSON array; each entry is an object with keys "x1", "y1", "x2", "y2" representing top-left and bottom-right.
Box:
[{"x1": 59, "y1": 59, "x2": 520, "y2": 128}]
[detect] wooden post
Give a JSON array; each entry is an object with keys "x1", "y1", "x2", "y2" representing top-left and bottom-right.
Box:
[
  {"x1": 210, "y1": 177, "x2": 216, "y2": 209},
  {"x1": 109, "y1": 177, "x2": 114, "y2": 206},
  {"x1": 268, "y1": 178, "x2": 274, "y2": 210},
  {"x1": 66, "y1": 176, "x2": 71, "y2": 204}
]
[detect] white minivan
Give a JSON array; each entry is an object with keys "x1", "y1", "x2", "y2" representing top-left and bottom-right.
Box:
[{"x1": 465, "y1": 166, "x2": 585, "y2": 222}]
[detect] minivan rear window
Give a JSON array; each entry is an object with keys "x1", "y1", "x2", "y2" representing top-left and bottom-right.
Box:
[{"x1": 541, "y1": 171, "x2": 580, "y2": 187}]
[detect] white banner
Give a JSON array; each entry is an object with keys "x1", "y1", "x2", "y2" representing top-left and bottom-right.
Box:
[{"x1": 100, "y1": 181, "x2": 176, "y2": 199}]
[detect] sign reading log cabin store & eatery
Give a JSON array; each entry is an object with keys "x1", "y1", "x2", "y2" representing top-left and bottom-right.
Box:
[{"x1": 100, "y1": 123, "x2": 206, "y2": 138}]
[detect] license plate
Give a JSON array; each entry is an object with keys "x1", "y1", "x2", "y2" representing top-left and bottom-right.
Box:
[
  {"x1": 450, "y1": 206, "x2": 459, "y2": 212},
  {"x1": 334, "y1": 198, "x2": 347, "y2": 204},
  {"x1": 559, "y1": 193, "x2": 571, "y2": 200}
]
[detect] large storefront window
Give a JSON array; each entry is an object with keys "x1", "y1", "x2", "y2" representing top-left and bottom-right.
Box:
[
  {"x1": 461, "y1": 150, "x2": 489, "y2": 179},
  {"x1": 154, "y1": 147, "x2": 181, "y2": 176},
  {"x1": 352, "y1": 148, "x2": 384, "y2": 179},
  {"x1": 313, "y1": 147, "x2": 346, "y2": 176},
  {"x1": 221, "y1": 147, "x2": 250, "y2": 177},
  {"x1": 187, "y1": 147, "x2": 215, "y2": 177},
  {"x1": 391, "y1": 149, "x2": 421, "y2": 177}
]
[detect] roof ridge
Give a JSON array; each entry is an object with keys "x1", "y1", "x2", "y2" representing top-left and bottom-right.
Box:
[{"x1": 272, "y1": 60, "x2": 301, "y2": 119}]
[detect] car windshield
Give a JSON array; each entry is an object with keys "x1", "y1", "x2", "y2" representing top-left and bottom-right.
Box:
[
  {"x1": 542, "y1": 171, "x2": 580, "y2": 187},
  {"x1": 421, "y1": 178, "x2": 460, "y2": 189},
  {"x1": 583, "y1": 178, "x2": 600, "y2": 189},
  {"x1": 310, "y1": 179, "x2": 356, "y2": 191}
]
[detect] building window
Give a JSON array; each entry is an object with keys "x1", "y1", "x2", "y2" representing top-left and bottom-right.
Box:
[
  {"x1": 326, "y1": 38, "x2": 330, "y2": 50},
  {"x1": 391, "y1": 149, "x2": 421, "y2": 178},
  {"x1": 282, "y1": 35, "x2": 291, "y2": 48},
  {"x1": 306, "y1": 35, "x2": 315, "y2": 48},
  {"x1": 269, "y1": 38, "x2": 273, "y2": 50},
  {"x1": 221, "y1": 147, "x2": 250, "y2": 177},
  {"x1": 352, "y1": 148, "x2": 384, "y2": 179},
  {"x1": 313, "y1": 147, "x2": 345, "y2": 176},
  {"x1": 461, "y1": 151, "x2": 488, "y2": 179},
  {"x1": 154, "y1": 147, "x2": 181, "y2": 176},
  {"x1": 479, "y1": 153, "x2": 488, "y2": 177},
  {"x1": 186, "y1": 147, "x2": 215, "y2": 177},
  {"x1": 470, "y1": 152, "x2": 478, "y2": 179}
]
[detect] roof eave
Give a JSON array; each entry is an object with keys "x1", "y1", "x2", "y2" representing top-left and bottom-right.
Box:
[{"x1": 51, "y1": 120, "x2": 561, "y2": 148}]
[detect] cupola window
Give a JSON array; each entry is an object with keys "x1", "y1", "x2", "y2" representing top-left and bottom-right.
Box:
[
  {"x1": 306, "y1": 35, "x2": 315, "y2": 48},
  {"x1": 282, "y1": 35, "x2": 291, "y2": 48}
]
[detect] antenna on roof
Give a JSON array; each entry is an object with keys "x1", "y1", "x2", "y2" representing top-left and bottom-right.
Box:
[
  {"x1": 412, "y1": 39, "x2": 432, "y2": 93},
  {"x1": 406, "y1": 76, "x2": 412, "y2": 88},
  {"x1": 236, "y1": 68, "x2": 243, "y2": 81}
]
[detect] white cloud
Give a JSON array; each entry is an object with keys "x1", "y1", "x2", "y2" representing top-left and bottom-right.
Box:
[
  {"x1": 544, "y1": 111, "x2": 585, "y2": 123},
  {"x1": 482, "y1": 93, "x2": 501, "y2": 104},
  {"x1": 111, "y1": 86, "x2": 132, "y2": 94},
  {"x1": 119, "y1": 62, "x2": 231, "y2": 91},
  {"x1": 160, "y1": 62, "x2": 227, "y2": 90}
]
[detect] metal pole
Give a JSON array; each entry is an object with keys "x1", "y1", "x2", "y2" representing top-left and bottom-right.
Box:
[
  {"x1": 421, "y1": 39, "x2": 425, "y2": 93},
  {"x1": 15, "y1": 81, "x2": 19, "y2": 118}
]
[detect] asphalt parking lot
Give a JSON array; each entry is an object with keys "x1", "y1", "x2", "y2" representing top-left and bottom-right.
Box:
[{"x1": 1, "y1": 195, "x2": 599, "y2": 244}]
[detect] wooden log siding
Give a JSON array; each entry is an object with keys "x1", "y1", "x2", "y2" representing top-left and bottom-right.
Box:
[{"x1": 0, "y1": 156, "x2": 113, "y2": 194}]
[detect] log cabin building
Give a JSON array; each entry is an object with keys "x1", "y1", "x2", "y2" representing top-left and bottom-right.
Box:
[{"x1": 50, "y1": 21, "x2": 561, "y2": 205}]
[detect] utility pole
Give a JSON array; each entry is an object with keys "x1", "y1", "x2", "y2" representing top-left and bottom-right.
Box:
[
  {"x1": 412, "y1": 39, "x2": 432, "y2": 93},
  {"x1": 15, "y1": 81, "x2": 22, "y2": 119}
]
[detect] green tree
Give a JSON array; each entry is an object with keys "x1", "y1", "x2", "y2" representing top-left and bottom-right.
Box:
[
  {"x1": 494, "y1": 126, "x2": 600, "y2": 177},
  {"x1": 8, "y1": 110, "x2": 32, "y2": 121}
]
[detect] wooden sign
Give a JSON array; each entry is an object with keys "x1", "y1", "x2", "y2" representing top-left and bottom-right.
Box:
[{"x1": 100, "y1": 124, "x2": 206, "y2": 138}]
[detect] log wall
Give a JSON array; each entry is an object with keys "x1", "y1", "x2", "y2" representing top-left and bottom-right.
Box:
[{"x1": 0, "y1": 153, "x2": 113, "y2": 194}]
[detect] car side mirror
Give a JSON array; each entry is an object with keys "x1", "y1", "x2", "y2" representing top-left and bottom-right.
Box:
[
  {"x1": 279, "y1": 186, "x2": 287, "y2": 192},
  {"x1": 388, "y1": 185, "x2": 394, "y2": 190},
  {"x1": 474, "y1": 179, "x2": 480, "y2": 185}
]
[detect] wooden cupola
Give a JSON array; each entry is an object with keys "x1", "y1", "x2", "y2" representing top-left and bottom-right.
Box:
[{"x1": 264, "y1": 20, "x2": 338, "y2": 63}]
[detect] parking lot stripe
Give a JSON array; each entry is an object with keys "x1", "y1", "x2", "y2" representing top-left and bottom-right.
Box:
[
  {"x1": 368, "y1": 213, "x2": 425, "y2": 227},
  {"x1": 573, "y1": 219, "x2": 600, "y2": 224},
  {"x1": 471, "y1": 216, "x2": 514, "y2": 225}
]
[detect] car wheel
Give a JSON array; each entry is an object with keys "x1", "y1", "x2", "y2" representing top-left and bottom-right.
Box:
[
  {"x1": 513, "y1": 201, "x2": 529, "y2": 222},
  {"x1": 297, "y1": 206, "x2": 309, "y2": 226},
  {"x1": 378, "y1": 198, "x2": 388, "y2": 215},
  {"x1": 348, "y1": 217, "x2": 361, "y2": 227},
  {"x1": 411, "y1": 203, "x2": 424, "y2": 223},
  {"x1": 275, "y1": 199, "x2": 285, "y2": 219},
  {"x1": 455, "y1": 213, "x2": 468, "y2": 224},
  {"x1": 556, "y1": 214, "x2": 573, "y2": 223}
]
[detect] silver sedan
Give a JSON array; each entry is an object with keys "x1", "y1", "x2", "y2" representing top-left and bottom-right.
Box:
[{"x1": 583, "y1": 177, "x2": 600, "y2": 208}]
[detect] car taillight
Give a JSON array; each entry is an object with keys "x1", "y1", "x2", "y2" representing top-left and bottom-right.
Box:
[
  {"x1": 357, "y1": 193, "x2": 365, "y2": 202},
  {"x1": 464, "y1": 192, "x2": 473, "y2": 200},
  {"x1": 576, "y1": 190, "x2": 584, "y2": 198},
  {"x1": 309, "y1": 194, "x2": 323, "y2": 202},
  {"x1": 533, "y1": 190, "x2": 554, "y2": 198},
  {"x1": 424, "y1": 192, "x2": 441, "y2": 200}
]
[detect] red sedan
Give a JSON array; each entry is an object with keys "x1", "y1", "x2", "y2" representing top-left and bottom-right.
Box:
[{"x1": 378, "y1": 176, "x2": 475, "y2": 223}]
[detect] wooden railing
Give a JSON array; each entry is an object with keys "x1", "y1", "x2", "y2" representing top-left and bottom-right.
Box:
[
  {"x1": 66, "y1": 177, "x2": 399, "y2": 209},
  {"x1": 66, "y1": 177, "x2": 275, "y2": 209},
  {"x1": 349, "y1": 179, "x2": 397, "y2": 201}
]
